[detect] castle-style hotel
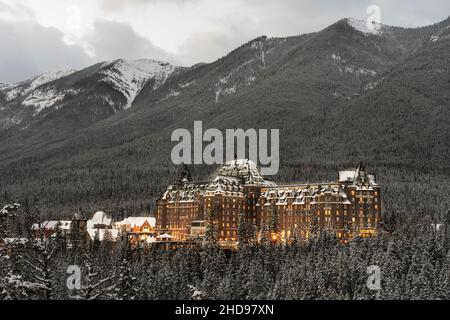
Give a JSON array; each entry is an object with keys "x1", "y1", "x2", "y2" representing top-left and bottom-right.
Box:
[{"x1": 155, "y1": 160, "x2": 381, "y2": 246}]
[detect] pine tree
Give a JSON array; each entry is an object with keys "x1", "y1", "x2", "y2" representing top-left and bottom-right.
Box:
[
  {"x1": 203, "y1": 208, "x2": 219, "y2": 250},
  {"x1": 71, "y1": 253, "x2": 118, "y2": 300},
  {"x1": 237, "y1": 212, "x2": 248, "y2": 247},
  {"x1": 111, "y1": 236, "x2": 137, "y2": 300},
  {"x1": 269, "y1": 204, "x2": 280, "y2": 242},
  {"x1": 0, "y1": 204, "x2": 26, "y2": 299}
]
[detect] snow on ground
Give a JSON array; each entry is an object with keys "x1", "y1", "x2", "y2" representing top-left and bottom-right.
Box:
[
  {"x1": 346, "y1": 18, "x2": 384, "y2": 35},
  {"x1": 222, "y1": 85, "x2": 237, "y2": 95},
  {"x1": 430, "y1": 36, "x2": 440, "y2": 42},
  {"x1": 27, "y1": 70, "x2": 76, "y2": 92},
  {"x1": 23, "y1": 88, "x2": 80, "y2": 115},
  {"x1": 429, "y1": 25, "x2": 450, "y2": 42},
  {"x1": 179, "y1": 81, "x2": 194, "y2": 88},
  {"x1": 166, "y1": 89, "x2": 180, "y2": 98},
  {"x1": 23, "y1": 89, "x2": 65, "y2": 114},
  {"x1": 99, "y1": 59, "x2": 175, "y2": 109},
  {"x1": 331, "y1": 53, "x2": 377, "y2": 77},
  {"x1": 4, "y1": 69, "x2": 76, "y2": 101}
]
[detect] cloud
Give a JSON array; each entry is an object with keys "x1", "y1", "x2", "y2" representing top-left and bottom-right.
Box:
[
  {"x1": 0, "y1": 16, "x2": 176, "y2": 83},
  {"x1": 177, "y1": 20, "x2": 259, "y2": 65},
  {"x1": 0, "y1": 0, "x2": 36, "y2": 20},
  {"x1": 82, "y1": 19, "x2": 175, "y2": 63},
  {"x1": 2, "y1": 0, "x2": 450, "y2": 83},
  {"x1": 102, "y1": 0, "x2": 198, "y2": 12},
  {"x1": 0, "y1": 18, "x2": 93, "y2": 83}
]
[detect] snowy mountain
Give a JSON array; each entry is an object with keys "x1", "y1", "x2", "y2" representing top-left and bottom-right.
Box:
[
  {"x1": 345, "y1": 17, "x2": 388, "y2": 36},
  {"x1": 0, "y1": 59, "x2": 176, "y2": 130},
  {"x1": 2, "y1": 69, "x2": 76, "y2": 102},
  {"x1": 98, "y1": 59, "x2": 175, "y2": 109}
]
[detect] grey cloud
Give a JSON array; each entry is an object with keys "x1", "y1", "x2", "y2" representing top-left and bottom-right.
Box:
[
  {"x1": 177, "y1": 21, "x2": 259, "y2": 66},
  {"x1": 0, "y1": 0, "x2": 36, "y2": 19},
  {"x1": 177, "y1": 0, "x2": 450, "y2": 66},
  {"x1": 102, "y1": 0, "x2": 198, "y2": 12},
  {"x1": 83, "y1": 19, "x2": 175, "y2": 63},
  {"x1": 2, "y1": 0, "x2": 450, "y2": 83},
  {"x1": 0, "y1": 19, "x2": 93, "y2": 84},
  {"x1": 242, "y1": 0, "x2": 450, "y2": 33}
]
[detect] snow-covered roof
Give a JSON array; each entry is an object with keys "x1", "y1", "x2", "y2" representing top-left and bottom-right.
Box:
[
  {"x1": 31, "y1": 220, "x2": 72, "y2": 231},
  {"x1": 217, "y1": 159, "x2": 274, "y2": 186},
  {"x1": 156, "y1": 233, "x2": 174, "y2": 239},
  {"x1": 0, "y1": 203, "x2": 20, "y2": 215},
  {"x1": 115, "y1": 217, "x2": 156, "y2": 228},
  {"x1": 339, "y1": 170, "x2": 356, "y2": 183}
]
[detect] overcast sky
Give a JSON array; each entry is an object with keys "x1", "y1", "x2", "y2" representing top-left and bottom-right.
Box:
[{"x1": 1, "y1": 0, "x2": 449, "y2": 83}]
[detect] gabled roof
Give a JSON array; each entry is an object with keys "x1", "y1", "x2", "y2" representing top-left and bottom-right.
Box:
[
  {"x1": 157, "y1": 233, "x2": 174, "y2": 239},
  {"x1": 116, "y1": 217, "x2": 156, "y2": 228}
]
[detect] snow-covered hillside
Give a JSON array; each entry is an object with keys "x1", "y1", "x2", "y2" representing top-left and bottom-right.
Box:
[
  {"x1": 0, "y1": 59, "x2": 177, "y2": 129},
  {"x1": 99, "y1": 59, "x2": 175, "y2": 109},
  {"x1": 345, "y1": 18, "x2": 387, "y2": 36},
  {"x1": 2, "y1": 69, "x2": 76, "y2": 101}
]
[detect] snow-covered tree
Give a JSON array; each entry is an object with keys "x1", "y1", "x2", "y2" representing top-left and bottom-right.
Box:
[
  {"x1": 69, "y1": 253, "x2": 118, "y2": 300},
  {"x1": 203, "y1": 208, "x2": 219, "y2": 250}
]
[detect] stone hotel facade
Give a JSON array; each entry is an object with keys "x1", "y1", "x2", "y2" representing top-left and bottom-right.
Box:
[{"x1": 155, "y1": 160, "x2": 381, "y2": 245}]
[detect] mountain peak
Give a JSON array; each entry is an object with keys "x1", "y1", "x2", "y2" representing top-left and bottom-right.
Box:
[
  {"x1": 99, "y1": 58, "x2": 176, "y2": 109},
  {"x1": 1, "y1": 68, "x2": 76, "y2": 101}
]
